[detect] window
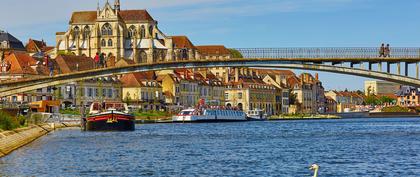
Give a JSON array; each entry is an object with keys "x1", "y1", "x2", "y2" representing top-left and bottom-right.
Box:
[
  {"x1": 88, "y1": 88, "x2": 93, "y2": 97},
  {"x1": 101, "y1": 39, "x2": 106, "y2": 47},
  {"x1": 140, "y1": 25, "x2": 146, "y2": 38},
  {"x1": 108, "y1": 89, "x2": 113, "y2": 98},
  {"x1": 225, "y1": 93, "x2": 229, "y2": 100},
  {"x1": 149, "y1": 25, "x2": 153, "y2": 36},
  {"x1": 102, "y1": 89, "x2": 106, "y2": 97},
  {"x1": 83, "y1": 26, "x2": 90, "y2": 39},
  {"x1": 128, "y1": 25, "x2": 136, "y2": 38},
  {"x1": 95, "y1": 88, "x2": 98, "y2": 97},
  {"x1": 72, "y1": 26, "x2": 80, "y2": 39},
  {"x1": 238, "y1": 92, "x2": 243, "y2": 99},
  {"x1": 108, "y1": 39, "x2": 113, "y2": 47},
  {"x1": 101, "y1": 23, "x2": 113, "y2": 36}
]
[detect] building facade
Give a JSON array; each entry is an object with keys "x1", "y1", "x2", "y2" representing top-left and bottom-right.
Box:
[
  {"x1": 364, "y1": 80, "x2": 400, "y2": 96},
  {"x1": 56, "y1": 0, "x2": 174, "y2": 63}
]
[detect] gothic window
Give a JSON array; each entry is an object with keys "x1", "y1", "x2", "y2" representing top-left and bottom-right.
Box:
[
  {"x1": 138, "y1": 51, "x2": 147, "y2": 63},
  {"x1": 108, "y1": 39, "x2": 113, "y2": 47},
  {"x1": 181, "y1": 49, "x2": 188, "y2": 60},
  {"x1": 140, "y1": 25, "x2": 146, "y2": 38},
  {"x1": 101, "y1": 39, "x2": 106, "y2": 47},
  {"x1": 101, "y1": 23, "x2": 113, "y2": 36},
  {"x1": 128, "y1": 25, "x2": 137, "y2": 38},
  {"x1": 83, "y1": 26, "x2": 90, "y2": 39},
  {"x1": 72, "y1": 26, "x2": 80, "y2": 39},
  {"x1": 148, "y1": 25, "x2": 153, "y2": 37}
]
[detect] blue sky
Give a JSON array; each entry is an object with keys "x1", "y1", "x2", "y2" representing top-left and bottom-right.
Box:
[{"x1": 1, "y1": 0, "x2": 420, "y2": 90}]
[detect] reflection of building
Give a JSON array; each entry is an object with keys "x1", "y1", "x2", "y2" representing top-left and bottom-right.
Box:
[
  {"x1": 120, "y1": 72, "x2": 164, "y2": 111},
  {"x1": 364, "y1": 80, "x2": 400, "y2": 96},
  {"x1": 396, "y1": 86, "x2": 420, "y2": 107},
  {"x1": 56, "y1": 0, "x2": 173, "y2": 63}
]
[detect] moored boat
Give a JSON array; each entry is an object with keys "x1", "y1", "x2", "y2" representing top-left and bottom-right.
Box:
[
  {"x1": 172, "y1": 108, "x2": 247, "y2": 122},
  {"x1": 246, "y1": 109, "x2": 268, "y2": 121},
  {"x1": 85, "y1": 102, "x2": 135, "y2": 131}
]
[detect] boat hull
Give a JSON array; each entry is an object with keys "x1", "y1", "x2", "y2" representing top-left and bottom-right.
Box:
[{"x1": 86, "y1": 112, "x2": 135, "y2": 131}]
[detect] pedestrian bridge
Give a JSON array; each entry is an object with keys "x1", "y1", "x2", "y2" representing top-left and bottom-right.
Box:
[{"x1": 1, "y1": 47, "x2": 420, "y2": 97}]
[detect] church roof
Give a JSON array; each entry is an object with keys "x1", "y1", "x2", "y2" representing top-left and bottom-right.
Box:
[
  {"x1": 0, "y1": 31, "x2": 25, "y2": 50},
  {"x1": 171, "y1": 36, "x2": 196, "y2": 49},
  {"x1": 196, "y1": 45, "x2": 231, "y2": 56},
  {"x1": 69, "y1": 10, "x2": 155, "y2": 24}
]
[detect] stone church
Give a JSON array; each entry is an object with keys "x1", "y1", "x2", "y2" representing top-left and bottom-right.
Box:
[{"x1": 56, "y1": 0, "x2": 184, "y2": 63}]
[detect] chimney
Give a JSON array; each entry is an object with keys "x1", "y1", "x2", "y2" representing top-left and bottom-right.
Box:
[{"x1": 315, "y1": 73, "x2": 319, "y2": 81}]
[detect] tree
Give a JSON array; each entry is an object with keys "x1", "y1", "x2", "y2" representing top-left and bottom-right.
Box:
[
  {"x1": 229, "y1": 49, "x2": 243, "y2": 58},
  {"x1": 379, "y1": 96, "x2": 395, "y2": 104},
  {"x1": 365, "y1": 95, "x2": 379, "y2": 105}
]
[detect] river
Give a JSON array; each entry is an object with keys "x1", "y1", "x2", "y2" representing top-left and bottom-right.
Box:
[{"x1": 1, "y1": 118, "x2": 420, "y2": 176}]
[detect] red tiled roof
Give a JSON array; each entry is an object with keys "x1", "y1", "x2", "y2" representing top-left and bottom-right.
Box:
[
  {"x1": 119, "y1": 10, "x2": 154, "y2": 22},
  {"x1": 196, "y1": 45, "x2": 231, "y2": 56},
  {"x1": 70, "y1": 10, "x2": 154, "y2": 24},
  {"x1": 26, "y1": 39, "x2": 46, "y2": 53},
  {"x1": 55, "y1": 55, "x2": 95, "y2": 74},
  {"x1": 4, "y1": 52, "x2": 48, "y2": 75},
  {"x1": 171, "y1": 36, "x2": 195, "y2": 49},
  {"x1": 120, "y1": 72, "x2": 157, "y2": 87}
]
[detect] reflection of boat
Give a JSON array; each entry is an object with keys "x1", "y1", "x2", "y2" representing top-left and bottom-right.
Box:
[
  {"x1": 85, "y1": 102, "x2": 135, "y2": 131},
  {"x1": 172, "y1": 108, "x2": 247, "y2": 122},
  {"x1": 246, "y1": 109, "x2": 268, "y2": 121}
]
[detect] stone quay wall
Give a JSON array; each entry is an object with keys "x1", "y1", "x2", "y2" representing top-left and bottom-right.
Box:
[{"x1": 0, "y1": 123, "x2": 80, "y2": 158}]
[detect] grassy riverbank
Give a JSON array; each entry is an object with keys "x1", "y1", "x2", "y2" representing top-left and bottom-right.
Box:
[
  {"x1": 0, "y1": 110, "x2": 26, "y2": 131},
  {"x1": 270, "y1": 114, "x2": 341, "y2": 120},
  {"x1": 134, "y1": 111, "x2": 172, "y2": 120}
]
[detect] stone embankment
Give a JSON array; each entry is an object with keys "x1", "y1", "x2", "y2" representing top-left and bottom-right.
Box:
[{"x1": 0, "y1": 123, "x2": 79, "y2": 158}]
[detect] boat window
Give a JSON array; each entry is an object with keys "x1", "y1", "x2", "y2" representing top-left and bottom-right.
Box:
[{"x1": 181, "y1": 111, "x2": 192, "y2": 115}]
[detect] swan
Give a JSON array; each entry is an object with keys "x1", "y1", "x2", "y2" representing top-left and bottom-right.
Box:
[{"x1": 309, "y1": 164, "x2": 320, "y2": 177}]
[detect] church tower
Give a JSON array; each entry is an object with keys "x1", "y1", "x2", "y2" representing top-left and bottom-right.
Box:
[{"x1": 114, "y1": 0, "x2": 121, "y2": 13}]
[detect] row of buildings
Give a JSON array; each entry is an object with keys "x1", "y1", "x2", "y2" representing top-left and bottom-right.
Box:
[{"x1": 3, "y1": 0, "x2": 404, "y2": 115}]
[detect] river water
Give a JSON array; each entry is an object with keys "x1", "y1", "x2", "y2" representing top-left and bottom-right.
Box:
[{"x1": 1, "y1": 118, "x2": 420, "y2": 176}]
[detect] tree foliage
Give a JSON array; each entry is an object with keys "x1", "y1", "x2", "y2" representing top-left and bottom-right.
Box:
[{"x1": 229, "y1": 49, "x2": 243, "y2": 58}]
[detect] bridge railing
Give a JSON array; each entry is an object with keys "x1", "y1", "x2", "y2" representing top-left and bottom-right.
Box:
[{"x1": 234, "y1": 48, "x2": 420, "y2": 59}]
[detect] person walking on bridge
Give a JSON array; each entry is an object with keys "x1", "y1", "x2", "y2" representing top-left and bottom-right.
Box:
[
  {"x1": 94, "y1": 52, "x2": 100, "y2": 68},
  {"x1": 379, "y1": 43, "x2": 385, "y2": 57},
  {"x1": 385, "y1": 44, "x2": 391, "y2": 58}
]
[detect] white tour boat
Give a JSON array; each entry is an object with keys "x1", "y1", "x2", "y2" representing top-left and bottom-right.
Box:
[
  {"x1": 246, "y1": 109, "x2": 268, "y2": 121},
  {"x1": 173, "y1": 108, "x2": 247, "y2": 122}
]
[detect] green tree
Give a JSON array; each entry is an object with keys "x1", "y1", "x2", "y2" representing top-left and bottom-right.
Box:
[
  {"x1": 365, "y1": 95, "x2": 380, "y2": 105},
  {"x1": 379, "y1": 96, "x2": 395, "y2": 104},
  {"x1": 229, "y1": 49, "x2": 243, "y2": 58}
]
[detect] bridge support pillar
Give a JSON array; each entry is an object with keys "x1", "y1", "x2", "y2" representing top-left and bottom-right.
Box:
[
  {"x1": 405, "y1": 63, "x2": 409, "y2": 77},
  {"x1": 397, "y1": 62, "x2": 401, "y2": 75},
  {"x1": 417, "y1": 62, "x2": 419, "y2": 79},
  {"x1": 368, "y1": 62, "x2": 372, "y2": 71},
  {"x1": 378, "y1": 62, "x2": 382, "y2": 72},
  {"x1": 387, "y1": 63, "x2": 391, "y2": 73}
]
